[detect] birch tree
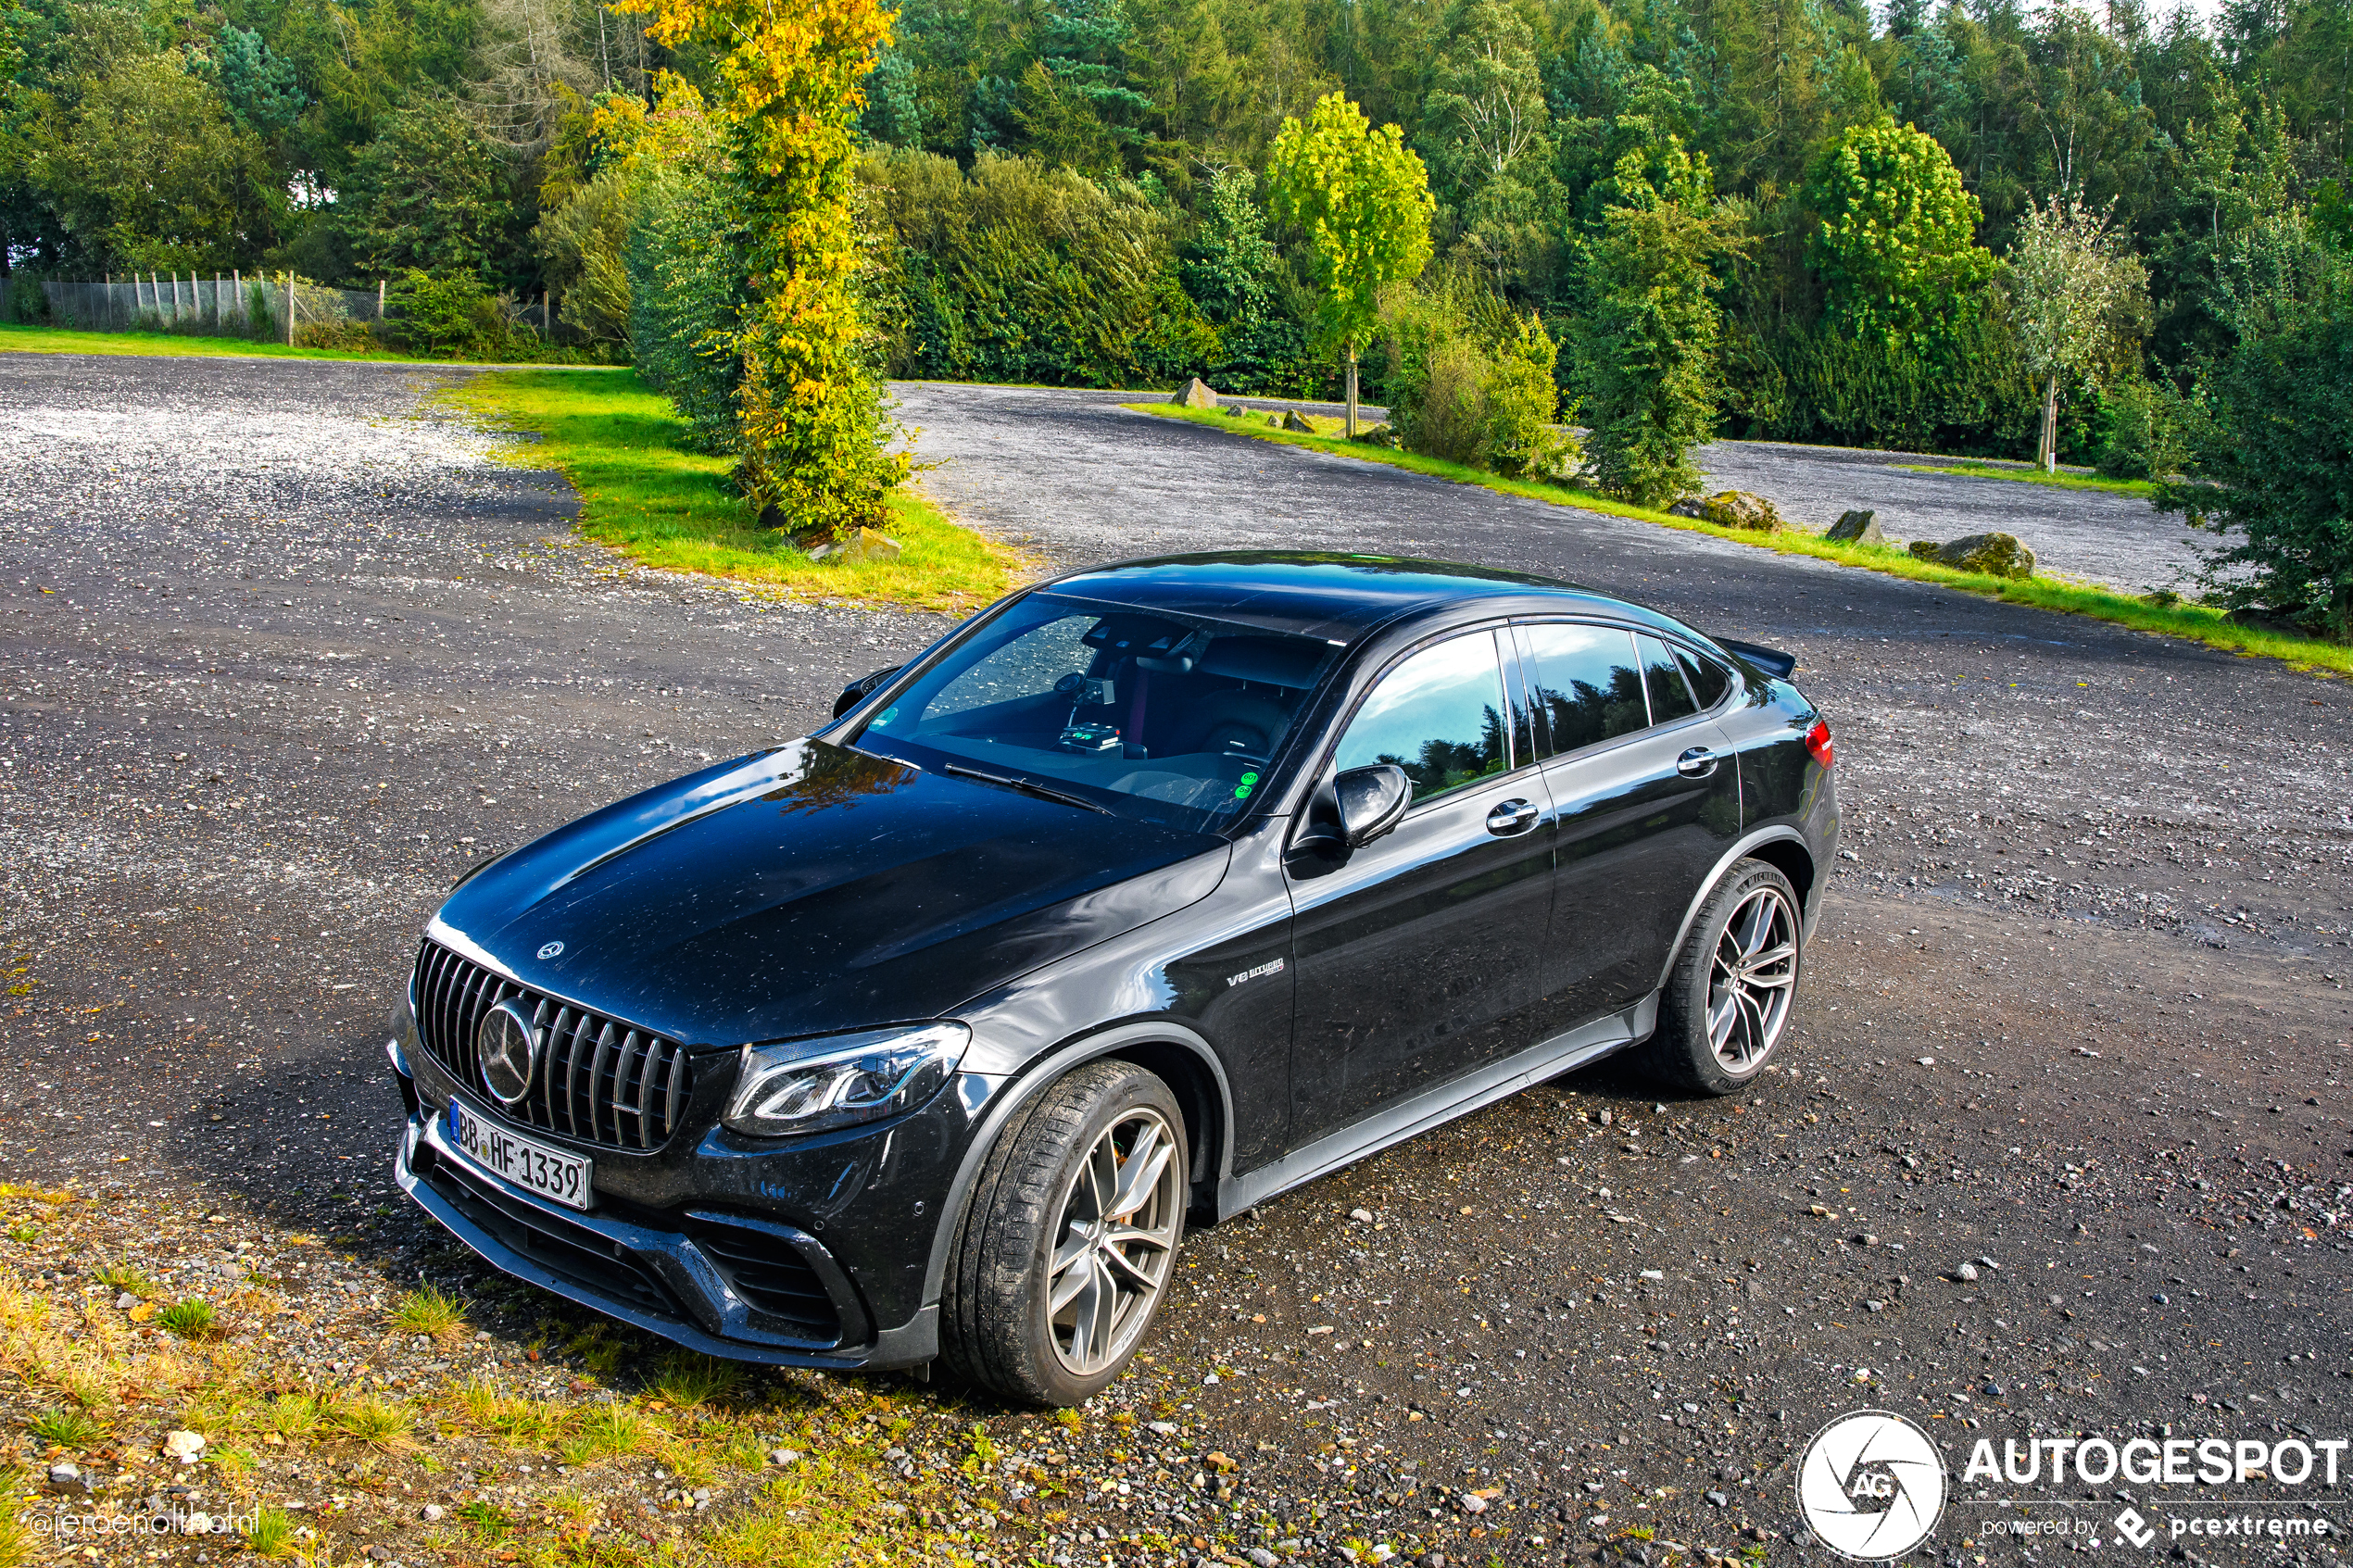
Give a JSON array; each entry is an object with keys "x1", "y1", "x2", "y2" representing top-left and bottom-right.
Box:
[{"x1": 2007, "y1": 194, "x2": 2149, "y2": 471}]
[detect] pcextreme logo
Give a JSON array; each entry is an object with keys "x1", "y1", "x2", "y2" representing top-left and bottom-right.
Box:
[{"x1": 1796, "y1": 1410, "x2": 1949, "y2": 1561}]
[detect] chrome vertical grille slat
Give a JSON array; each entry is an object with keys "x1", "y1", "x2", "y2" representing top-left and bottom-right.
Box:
[{"x1": 408, "y1": 942, "x2": 691, "y2": 1152}]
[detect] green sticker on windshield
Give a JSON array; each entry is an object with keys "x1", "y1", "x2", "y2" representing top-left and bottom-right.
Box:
[{"x1": 1232, "y1": 784, "x2": 1252, "y2": 799}]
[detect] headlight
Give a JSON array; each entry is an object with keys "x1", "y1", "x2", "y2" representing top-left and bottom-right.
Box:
[{"x1": 722, "y1": 1022, "x2": 970, "y2": 1137}]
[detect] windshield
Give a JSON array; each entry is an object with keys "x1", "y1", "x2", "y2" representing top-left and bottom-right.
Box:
[{"x1": 849, "y1": 592, "x2": 1341, "y2": 833}]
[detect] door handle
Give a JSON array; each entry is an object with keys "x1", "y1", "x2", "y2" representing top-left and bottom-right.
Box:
[
  {"x1": 1676, "y1": 746, "x2": 1719, "y2": 777},
  {"x1": 1485, "y1": 798, "x2": 1540, "y2": 835}
]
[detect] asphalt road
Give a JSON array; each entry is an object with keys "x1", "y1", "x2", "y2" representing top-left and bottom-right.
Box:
[{"x1": 6, "y1": 360, "x2": 2352, "y2": 1565}]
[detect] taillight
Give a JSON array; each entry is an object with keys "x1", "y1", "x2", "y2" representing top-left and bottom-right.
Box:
[{"x1": 1804, "y1": 718, "x2": 1833, "y2": 768}]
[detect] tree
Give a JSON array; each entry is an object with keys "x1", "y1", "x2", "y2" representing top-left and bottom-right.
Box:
[
  {"x1": 211, "y1": 26, "x2": 307, "y2": 139},
  {"x1": 1805, "y1": 120, "x2": 1995, "y2": 353},
  {"x1": 2007, "y1": 193, "x2": 2149, "y2": 470},
  {"x1": 1575, "y1": 132, "x2": 1744, "y2": 508},
  {"x1": 343, "y1": 93, "x2": 514, "y2": 279},
  {"x1": 1267, "y1": 90, "x2": 1435, "y2": 433},
  {"x1": 647, "y1": 0, "x2": 908, "y2": 539}
]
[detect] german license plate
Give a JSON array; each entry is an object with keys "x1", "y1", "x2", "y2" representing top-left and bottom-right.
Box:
[{"x1": 449, "y1": 1100, "x2": 592, "y2": 1210}]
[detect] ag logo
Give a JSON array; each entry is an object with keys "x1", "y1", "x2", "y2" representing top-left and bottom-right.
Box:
[{"x1": 1795, "y1": 1410, "x2": 1947, "y2": 1561}]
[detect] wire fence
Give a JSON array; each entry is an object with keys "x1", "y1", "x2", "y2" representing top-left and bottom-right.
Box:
[{"x1": 33, "y1": 274, "x2": 389, "y2": 342}]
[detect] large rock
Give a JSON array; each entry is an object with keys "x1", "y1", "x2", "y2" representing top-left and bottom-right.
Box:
[
  {"x1": 1173, "y1": 377, "x2": 1218, "y2": 410},
  {"x1": 1827, "y1": 508, "x2": 1883, "y2": 545},
  {"x1": 1281, "y1": 409, "x2": 1315, "y2": 433},
  {"x1": 1350, "y1": 422, "x2": 1401, "y2": 448},
  {"x1": 834, "y1": 526, "x2": 903, "y2": 564},
  {"x1": 1673, "y1": 490, "x2": 1785, "y2": 532},
  {"x1": 1932, "y1": 532, "x2": 2034, "y2": 579}
]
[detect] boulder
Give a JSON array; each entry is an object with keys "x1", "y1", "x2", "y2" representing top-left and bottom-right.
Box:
[
  {"x1": 1827, "y1": 508, "x2": 1883, "y2": 545},
  {"x1": 1678, "y1": 490, "x2": 1785, "y2": 532},
  {"x1": 1281, "y1": 409, "x2": 1316, "y2": 433},
  {"x1": 1225, "y1": 402, "x2": 1252, "y2": 418},
  {"x1": 1908, "y1": 540, "x2": 1942, "y2": 559},
  {"x1": 833, "y1": 526, "x2": 902, "y2": 564},
  {"x1": 1350, "y1": 422, "x2": 1401, "y2": 448},
  {"x1": 1172, "y1": 377, "x2": 1218, "y2": 410},
  {"x1": 1932, "y1": 532, "x2": 2034, "y2": 579}
]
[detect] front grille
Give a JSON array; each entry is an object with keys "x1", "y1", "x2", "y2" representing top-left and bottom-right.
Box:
[
  {"x1": 686, "y1": 1218, "x2": 843, "y2": 1339},
  {"x1": 412, "y1": 941, "x2": 693, "y2": 1151},
  {"x1": 423, "y1": 1156, "x2": 682, "y2": 1319}
]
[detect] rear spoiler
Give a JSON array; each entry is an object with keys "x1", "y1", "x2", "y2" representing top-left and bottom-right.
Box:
[{"x1": 1717, "y1": 638, "x2": 1797, "y2": 680}]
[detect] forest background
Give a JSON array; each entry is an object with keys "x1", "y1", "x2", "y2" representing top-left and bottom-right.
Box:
[{"x1": 3, "y1": 0, "x2": 2350, "y2": 626}]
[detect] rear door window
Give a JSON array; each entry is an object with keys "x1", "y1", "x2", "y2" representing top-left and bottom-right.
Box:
[
  {"x1": 1636, "y1": 634, "x2": 1699, "y2": 724},
  {"x1": 1521, "y1": 623, "x2": 1648, "y2": 759},
  {"x1": 1673, "y1": 644, "x2": 1731, "y2": 709}
]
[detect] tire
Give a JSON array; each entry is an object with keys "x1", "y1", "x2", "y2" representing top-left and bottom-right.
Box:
[
  {"x1": 940, "y1": 1060, "x2": 1189, "y2": 1406},
  {"x1": 1641, "y1": 859, "x2": 1805, "y2": 1095}
]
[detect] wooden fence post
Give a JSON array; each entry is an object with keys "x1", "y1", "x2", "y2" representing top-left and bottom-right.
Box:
[
  {"x1": 378, "y1": 278, "x2": 386, "y2": 320},
  {"x1": 285, "y1": 272, "x2": 296, "y2": 346}
]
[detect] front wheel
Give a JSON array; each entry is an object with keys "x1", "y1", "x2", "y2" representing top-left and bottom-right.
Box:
[
  {"x1": 1641, "y1": 859, "x2": 1805, "y2": 1094},
  {"x1": 940, "y1": 1060, "x2": 1189, "y2": 1405}
]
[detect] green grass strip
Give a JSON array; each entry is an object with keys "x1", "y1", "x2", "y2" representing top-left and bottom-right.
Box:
[
  {"x1": 1893, "y1": 459, "x2": 2158, "y2": 498},
  {"x1": 0, "y1": 320, "x2": 487, "y2": 364},
  {"x1": 455, "y1": 367, "x2": 1022, "y2": 613},
  {"x1": 1132, "y1": 401, "x2": 2352, "y2": 678}
]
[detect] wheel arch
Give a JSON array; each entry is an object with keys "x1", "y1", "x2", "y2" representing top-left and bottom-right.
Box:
[
  {"x1": 920, "y1": 1022, "x2": 1233, "y2": 1315},
  {"x1": 1653, "y1": 826, "x2": 1818, "y2": 993}
]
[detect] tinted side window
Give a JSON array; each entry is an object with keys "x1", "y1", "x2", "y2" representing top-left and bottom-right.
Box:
[
  {"x1": 1637, "y1": 633, "x2": 1699, "y2": 724},
  {"x1": 1673, "y1": 644, "x2": 1731, "y2": 709},
  {"x1": 1335, "y1": 633, "x2": 1509, "y2": 804},
  {"x1": 1523, "y1": 623, "x2": 1647, "y2": 759}
]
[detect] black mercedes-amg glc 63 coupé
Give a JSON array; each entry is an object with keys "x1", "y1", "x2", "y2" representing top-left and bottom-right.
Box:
[{"x1": 389, "y1": 552, "x2": 1837, "y2": 1404}]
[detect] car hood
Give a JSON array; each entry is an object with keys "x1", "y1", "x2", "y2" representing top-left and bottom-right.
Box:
[{"x1": 431, "y1": 739, "x2": 1231, "y2": 1047}]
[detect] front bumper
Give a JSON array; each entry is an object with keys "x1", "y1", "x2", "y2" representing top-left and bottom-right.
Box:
[{"x1": 390, "y1": 1046, "x2": 947, "y2": 1370}]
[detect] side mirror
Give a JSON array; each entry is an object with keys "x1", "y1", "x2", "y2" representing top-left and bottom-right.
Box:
[
  {"x1": 1290, "y1": 763, "x2": 1413, "y2": 870},
  {"x1": 1334, "y1": 764, "x2": 1412, "y2": 847},
  {"x1": 833, "y1": 664, "x2": 904, "y2": 720}
]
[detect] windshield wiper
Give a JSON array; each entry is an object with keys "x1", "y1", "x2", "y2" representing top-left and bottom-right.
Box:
[{"x1": 941, "y1": 762, "x2": 1114, "y2": 816}]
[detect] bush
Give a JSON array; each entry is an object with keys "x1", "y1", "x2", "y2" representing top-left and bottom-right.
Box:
[
  {"x1": 1379, "y1": 270, "x2": 1574, "y2": 478},
  {"x1": 863, "y1": 149, "x2": 1218, "y2": 389},
  {"x1": 625, "y1": 162, "x2": 746, "y2": 454},
  {"x1": 2161, "y1": 303, "x2": 2353, "y2": 641},
  {"x1": 2094, "y1": 376, "x2": 2193, "y2": 480},
  {"x1": 387, "y1": 270, "x2": 505, "y2": 357},
  {"x1": 1722, "y1": 311, "x2": 2043, "y2": 456}
]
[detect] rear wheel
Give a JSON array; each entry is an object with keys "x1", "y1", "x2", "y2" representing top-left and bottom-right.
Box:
[
  {"x1": 940, "y1": 1060, "x2": 1189, "y2": 1405},
  {"x1": 1642, "y1": 859, "x2": 1804, "y2": 1095}
]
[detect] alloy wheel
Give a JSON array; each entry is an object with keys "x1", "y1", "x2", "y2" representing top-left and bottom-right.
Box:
[
  {"x1": 1047, "y1": 1107, "x2": 1184, "y2": 1377},
  {"x1": 1706, "y1": 884, "x2": 1798, "y2": 1072}
]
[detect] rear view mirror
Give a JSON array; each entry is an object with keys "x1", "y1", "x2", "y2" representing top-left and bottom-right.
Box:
[{"x1": 1334, "y1": 764, "x2": 1412, "y2": 847}]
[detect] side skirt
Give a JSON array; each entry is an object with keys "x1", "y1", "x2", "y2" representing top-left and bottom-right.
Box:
[{"x1": 1214, "y1": 993, "x2": 1657, "y2": 1220}]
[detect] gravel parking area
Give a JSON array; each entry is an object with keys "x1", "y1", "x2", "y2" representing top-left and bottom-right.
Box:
[
  {"x1": 1692, "y1": 440, "x2": 2212, "y2": 596},
  {"x1": 3, "y1": 360, "x2": 2350, "y2": 1568}
]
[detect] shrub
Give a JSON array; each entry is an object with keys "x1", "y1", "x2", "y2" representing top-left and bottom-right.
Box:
[
  {"x1": 864, "y1": 149, "x2": 1218, "y2": 390},
  {"x1": 28, "y1": 1406, "x2": 105, "y2": 1449},
  {"x1": 2161, "y1": 302, "x2": 2353, "y2": 641},
  {"x1": 2094, "y1": 376, "x2": 2194, "y2": 480},
  {"x1": 1380, "y1": 270, "x2": 1572, "y2": 477},
  {"x1": 626, "y1": 162, "x2": 746, "y2": 455},
  {"x1": 1722, "y1": 312, "x2": 2043, "y2": 455},
  {"x1": 387, "y1": 269, "x2": 505, "y2": 358}
]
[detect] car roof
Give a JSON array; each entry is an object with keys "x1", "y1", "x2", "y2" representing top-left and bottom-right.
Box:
[{"x1": 1038, "y1": 551, "x2": 1693, "y2": 645}]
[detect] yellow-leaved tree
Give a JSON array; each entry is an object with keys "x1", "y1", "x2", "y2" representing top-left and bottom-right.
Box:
[{"x1": 646, "y1": 0, "x2": 906, "y2": 539}]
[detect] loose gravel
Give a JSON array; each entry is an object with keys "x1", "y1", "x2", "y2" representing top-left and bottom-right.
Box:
[{"x1": 2, "y1": 358, "x2": 2348, "y2": 1568}]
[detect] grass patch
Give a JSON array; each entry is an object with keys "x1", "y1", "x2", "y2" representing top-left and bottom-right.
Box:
[
  {"x1": 452, "y1": 367, "x2": 1026, "y2": 613},
  {"x1": 27, "y1": 1404, "x2": 105, "y2": 1448},
  {"x1": 1132, "y1": 402, "x2": 2353, "y2": 678},
  {"x1": 157, "y1": 1298, "x2": 223, "y2": 1340},
  {"x1": 1894, "y1": 458, "x2": 2159, "y2": 498},
  {"x1": 390, "y1": 1283, "x2": 466, "y2": 1337},
  {"x1": 0, "y1": 320, "x2": 424, "y2": 363},
  {"x1": 243, "y1": 1504, "x2": 297, "y2": 1558}
]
